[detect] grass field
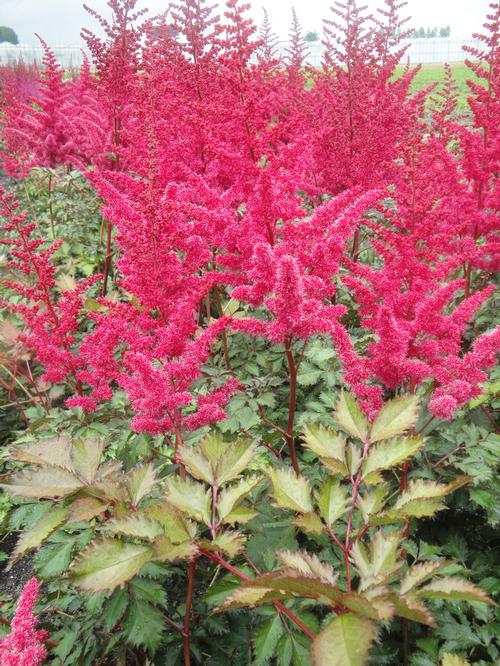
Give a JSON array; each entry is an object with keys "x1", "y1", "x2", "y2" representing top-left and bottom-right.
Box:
[{"x1": 395, "y1": 62, "x2": 478, "y2": 110}]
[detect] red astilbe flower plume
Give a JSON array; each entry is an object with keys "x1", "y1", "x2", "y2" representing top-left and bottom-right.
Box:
[
  {"x1": 82, "y1": 0, "x2": 149, "y2": 169},
  {"x1": 443, "y1": 2, "x2": 500, "y2": 274},
  {"x1": 0, "y1": 187, "x2": 98, "y2": 392},
  {"x1": 0, "y1": 578, "x2": 48, "y2": 666},
  {"x1": 286, "y1": 8, "x2": 309, "y2": 69},
  {"x1": 257, "y1": 8, "x2": 279, "y2": 62},
  {"x1": 0, "y1": 38, "x2": 83, "y2": 177},
  {"x1": 306, "y1": 0, "x2": 420, "y2": 197},
  {"x1": 0, "y1": 58, "x2": 41, "y2": 106}
]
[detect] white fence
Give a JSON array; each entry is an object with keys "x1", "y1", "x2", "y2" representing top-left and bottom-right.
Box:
[
  {"x1": 278, "y1": 37, "x2": 482, "y2": 67},
  {"x1": 0, "y1": 44, "x2": 90, "y2": 69},
  {"x1": 0, "y1": 37, "x2": 482, "y2": 70}
]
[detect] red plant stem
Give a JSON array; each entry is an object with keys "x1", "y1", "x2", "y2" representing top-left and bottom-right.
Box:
[
  {"x1": 47, "y1": 170, "x2": 55, "y2": 240},
  {"x1": 101, "y1": 218, "x2": 113, "y2": 297},
  {"x1": 211, "y1": 484, "x2": 219, "y2": 538},
  {"x1": 183, "y1": 558, "x2": 197, "y2": 666},
  {"x1": 174, "y1": 422, "x2": 187, "y2": 479},
  {"x1": 343, "y1": 441, "x2": 370, "y2": 592},
  {"x1": 415, "y1": 414, "x2": 435, "y2": 436},
  {"x1": 480, "y1": 405, "x2": 499, "y2": 432},
  {"x1": 0, "y1": 377, "x2": 29, "y2": 425},
  {"x1": 199, "y1": 549, "x2": 316, "y2": 641},
  {"x1": 284, "y1": 337, "x2": 300, "y2": 476},
  {"x1": 213, "y1": 286, "x2": 232, "y2": 371}
]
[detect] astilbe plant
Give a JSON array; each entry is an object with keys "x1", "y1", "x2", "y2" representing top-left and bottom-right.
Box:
[{"x1": 0, "y1": 0, "x2": 499, "y2": 663}]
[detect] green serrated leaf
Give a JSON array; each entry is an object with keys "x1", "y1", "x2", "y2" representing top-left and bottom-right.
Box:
[
  {"x1": 213, "y1": 531, "x2": 246, "y2": 557},
  {"x1": 254, "y1": 616, "x2": 283, "y2": 665},
  {"x1": 103, "y1": 515, "x2": 163, "y2": 541},
  {"x1": 268, "y1": 468, "x2": 313, "y2": 513},
  {"x1": 370, "y1": 396, "x2": 420, "y2": 443},
  {"x1": 123, "y1": 597, "x2": 165, "y2": 651},
  {"x1": 152, "y1": 535, "x2": 197, "y2": 562},
  {"x1": 417, "y1": 577, "x2": 494, "y2": 605},
  {"x1": 317, "y1": 478, "x2": 350, "y2": 527},
  {"x1": 144, "y1": 501, "x2": 197, "y2": 542},
  {"x1": 302, "y1": 424, "x2": 348, "y2": 476},
  {"x1": 356, "y1": 486, "x2": 388, "y2": 523},
  {"x1": 71, "y1": 539, "x2": 152, "y2": 592},
  {"x1": 351, "y1": 531, "x2": 402, "y2": 591},
  {"x1": 293, "y1": 512, "x2": 324, "y2": 534},
  {"x1": 335, "y1": 392, "x2": 369, "y2": 442},
  {"x1": 224, "y1": 505, "x2": 258, "y2": 525},
  {"x1": 391, "y1": 595, "x2": 436, "y2": 627},
  {"x1": 126, "y1": 463, "x2": 158, "y2": 507},
  {"x1": 218, "y1": 476, "x2": 261, "y2": 521},
  {"x1": 164, "y1": 476, "x2": 211, "y2": 525},
  {"x1": 103, "y1": 588, "x2": 129, "y2": 631},
  {"x1": 400, "y1": 560, "x2": 453, "y2": 595},
  {"x1": 312, "y1": 614, "x2": 376, "y2": 666},
  {"x1": 9, "y1": 506, "x2": 68, "y2": 567},
  {"x1": 362, "y1": 436, "x2": 424, "y2": 484},
  {"x1": 180, "y1": 446, "x2": 214, "y2": 484}
]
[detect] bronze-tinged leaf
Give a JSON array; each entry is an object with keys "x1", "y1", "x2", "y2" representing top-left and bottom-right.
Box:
[
  {"x1": 399, "y1": 560, "x2": 453, "y2": 595},
  {"x1": 217, "y1": 586, "x2": 292, "y2": 612},
  {"x1": 66, "y1": 496, "x2": 108, "y2": 524},
  {"x1": 164, "y1": 476, "x2": 211, "y2": 525},
  {"x1": 213, "y1": 531, "x2": 247, "y2": 557},
  {"x1": 312, "y1": 614, "x2": 377, "y2": 666},
  {"x1": 71, "y1": 437, "x2": 105, "y2": 484},
  {"x1": 102, "y1": 515, "x2": 163, "y2": 541},
  {"x1": 144, "y1": 501, "x2": 197, "y2": 542},
  {"x1": 243, "y1": 572, "x2": 381, "y2": 620},
  {"x1": 317, "y1": 478, "x2": 350, "y2": 527},
  {"x1": 302, "y1": 424, "x2": 348, "y2": 476},
  {"x1": 10, "y1": 436, "x2": 73, "y2": 469},
  {"x1": 293, "y1": 512, "x2": 324, "y2": 535},
  {"x1": 91, "y1": 474, "x2": 129, "y2": 503},
  {"x1": 126, "y1": 463, "x2": 158, "y2": 507},
  {"x1": 267, "y1": 468, "x2": 313, "y2": 513},
  {"x1": 71, "y1": 539, "x2": 152, "y2": 592},
  {"x1": 152, "y1": 535, "x2": 198, "y2": 562},
  {"x1": 417, "y1": 577, "x2": 495, "y2": 605},
  {"x1": 277, "y1": 550, "x2": 338, "y2": 585},
  {"x1": 218, "y1": 476, "x2": 261, "y2": 522},
  {"x1": 391, "y1": 595, "x2": 437, "y2": 627},
  {"x1": 335, "y1": 392, "x2": 369, "y2": 442},
  {"x1": 8, "y1": 507, "x2": 68, "y2": 568},
  {"x1": 369, "y1": 396, "x2": 420, "y2": 443},
  {"x1": 362, "y1": 436, "x2": 424, "y2": 484},
  {"x1": 0, "y1": 467, "x2": 83, "y2": 498}
]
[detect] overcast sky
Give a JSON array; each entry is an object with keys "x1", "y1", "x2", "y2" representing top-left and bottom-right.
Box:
[{"x1": 0, "y1": 0, "x2": 492, "y2": 45}]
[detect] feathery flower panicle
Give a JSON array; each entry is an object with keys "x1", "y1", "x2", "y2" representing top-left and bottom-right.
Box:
[{"x1": 0, "y1": 578, "x2": 47, "y2": 666}]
